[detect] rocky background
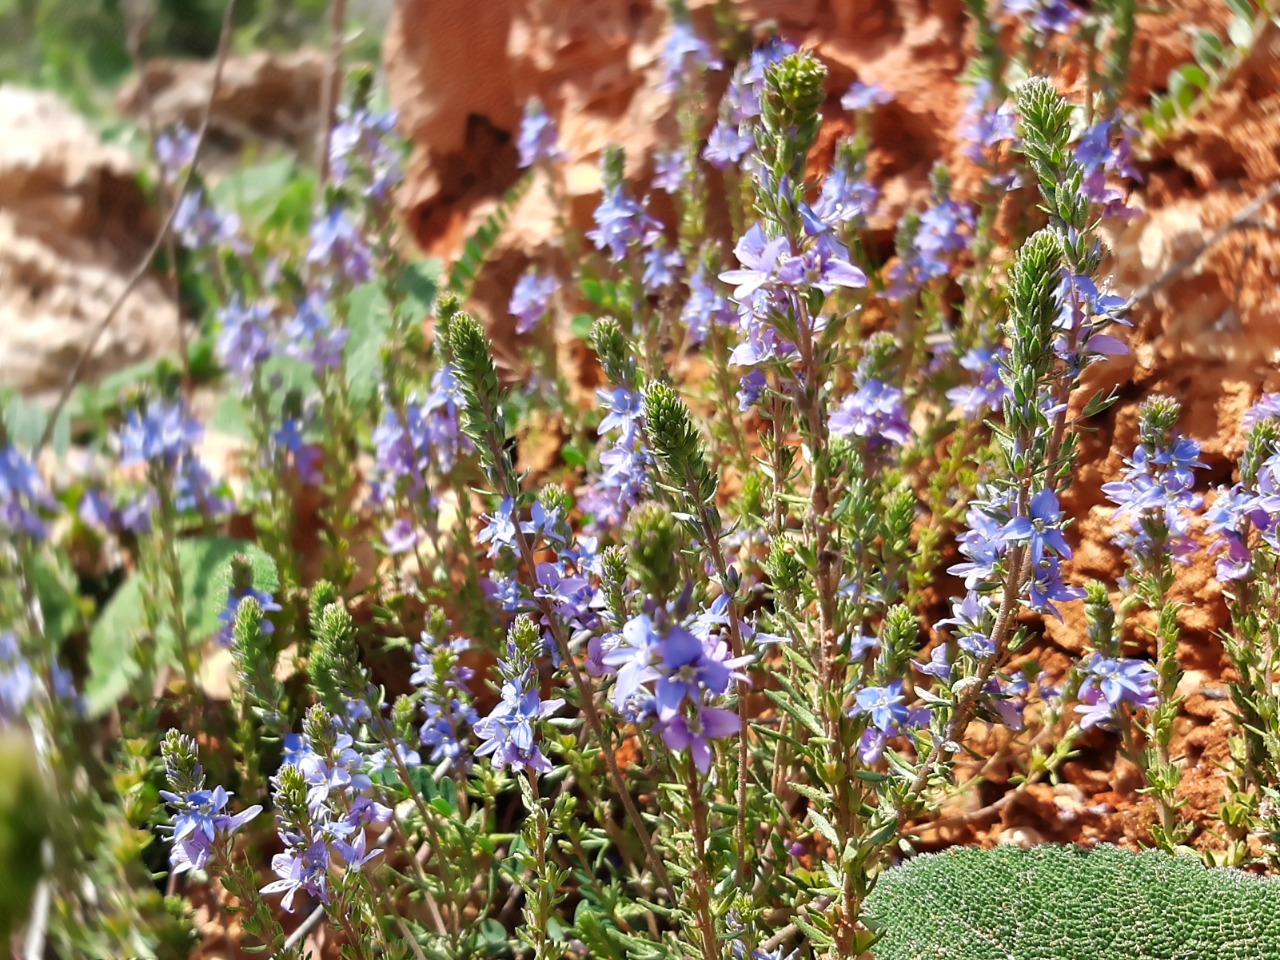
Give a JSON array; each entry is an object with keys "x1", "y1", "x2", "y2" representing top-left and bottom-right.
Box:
[
  {"x1": 384, "y1": 0, "x2": 1280, "y2": 853},
  {"x1": 2, "y1": 0, "x2": 1278, "y2": 855}
]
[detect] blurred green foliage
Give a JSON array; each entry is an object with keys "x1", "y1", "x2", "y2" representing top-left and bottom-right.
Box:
[{"x1": 0, "y1": 0, "x2": 377, "y2": 113}]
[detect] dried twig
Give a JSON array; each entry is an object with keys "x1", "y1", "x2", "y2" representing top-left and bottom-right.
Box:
[
  {"x1": 34, "y1": 0, "x2": 240, "y2": 456},
  {"x1": 315, "y1": 0, "x2": 349, "y2": 189},
  {"x1": 1123, "y1": 180, "x2": 1280, "y2": 310},
  {"x1": 123, "y1": 6, "x2": 192, "y2": 399},
  {"x1": 281, "y1": 903, "x2": 327, "y2": 953}
]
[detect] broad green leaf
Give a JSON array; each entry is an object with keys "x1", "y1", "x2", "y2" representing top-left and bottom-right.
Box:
[
  {"x1": 1169, "y1": 64, "x2": 1209, "y2": 113},
  {"x1": 1228, "y1": 13, "x2": 1255, "y2": 48},
  {"x1": 33, "y1": 554, "x2": 81, "y2": 643},
  {"x1": 1225, "y1": 0, "x2": 1255, "y2": 22},
  {"x1": 343, "y1": 282, "x2": 395, "y2": 401},
  {"x1": 1193, "y1": 29, "x2": 1226, "y2": 70},
  {"x1": 2, "y1": 393, "x2": 69, "y2": 455},
  {"x1": 86, "y1": 537, "x2": 278, "y2": 715},
  {"x1": 210, "y1": 154, "x2": 299, "y2": 224},
  {"x1": 209, "y1": 353, "x2": 313, "y2": 438}
]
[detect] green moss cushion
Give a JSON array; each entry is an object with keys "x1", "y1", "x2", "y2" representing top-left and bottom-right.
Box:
[{"x1": 866, "y1": 843, "x2": 1280, "y2": 960}]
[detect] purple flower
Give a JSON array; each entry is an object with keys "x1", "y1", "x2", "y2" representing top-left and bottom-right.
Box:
[
  {"x1": 1244, "y1": 393, "x2": 1280, "y2": 431},
  {"x1": 917, "y1": 199, "x2": 976, "y2": 257},
  {"x1": 284, "y1": 299, "x2": 343, "y2": 372},
  {"x1": 368, "y1": 740, "x2": 421, "y2": 775},
  {"x1": 517, "y1": 98, "x2": 562, "y2": 169},
  {"x1": 285, "y1": 294, "x2": 349, "y2": 375},
  {"x1": 382, "y1": 516, "x2": 419, "y2": 555},
  {"x1": 913, "y1": 642, "x2": 953, "y2": 681},
  {"x1": 118, "y1": 399, "x2": 202, "y2": 469},
  {"x1": 0, "y1": 445, "x2": 54, "y2": 540},
  {"x1": 642, "y1": 243, "x2": 683, "y2": 292},
  {"x1": 509, "y1": 269, "x2": 558, "y2": 335},
  {"x1": 329, "y1": 108, "x2": 402, "y2": 202},
  {"x1": 727, "y1": 299, "x2": 791, "y2": 367},
  {"x1": 851, "y1": 680, "x2": 911, "y2": 732},
  {"x1": 583, "y1": 387, "x2": 651, "y2": 531},
  {"x1": 601, "y1": 608, "x2": 750, "y2": 770},
  {"x1": 652, "y1": 623, "x2": 743, "y2": 719},
  {"x1": 1056, "y1": 271, "x2": 1131, "y2": 365},
  {"x1": 601, "y1": 614, "x2": 664, "y2": 712},
  {"x1": 1103, "y1": 430, "x2": 1204, "y2": 563},
  {"x1": 218, "y1": 586, "x2": 283, "y2": 646},
  {"x1": 813, "y1": 164, "x2": 879, "y2": 227},
  {"x1": 274, "y1": 417, "x2": 323, "y2": 486},
  {"x1": 947, "y1": 346, "x2": 1012, "y2": 418},
  {"x1": 681, "y1": 265, "x2": 737, "y2": 345},
  {"x1": 478, "y1": 496, "x2": 519, "y2": 558},
  {"x1": 217, "y1": 298, "x2": 273, "y2": 385},
  {"x1": 174, "y1": 455, "x2": 231, "y2": 517},
  {"x1": 829, "y1": 379, "x2": 911, "y2": 448},
  {"x1": 160, "y1": 784, "x2": 261, "y2": 876},
  {"x1": 156, "y1": 126, "x2": 197, "y2": 186},
  {"x1": 1004, "y1": 0, "x2": 1083, "y2": 33},
  {"x1": 660, "y1": 17, "x2": 721, "y2": 92},
  {"x1": 522, "y1": 499, "x2": 566, "y2": 547},
  {"x1": 0, "y1": 632, "x2": 37, "y2": 722},
  {"x1": 173, "y1": 189, "x2": 243, "y2": 252},
  {"x1": 1028, "y1": 556, "x2": 1086, "y2": 619},
  {"x1": 473, "y1": 678, "x2": 564, "y2": 774},
  {"x1": 700, "y1": 38, "x2": 794, "y2": 169},
  {"x1": 776, "y1": 233, "x2": 868, "y2": 294},
  {"x1": 948, "y1": 490, "x2": 1012, "y2": 588},
  {"x1": 588, "y1": 185, "x2": 660, "y2": 261},
  {"x1": 984, "y1": 675, "x2": 1029, "y2": 730},
  {"x1": 849, "y1": 632, "x2": 879, "y2": 661},
  {"x1": 533, "y1": 562, "x2": 593, "y2": 625},
  {"x1": 719, "y1": 224, "x2": 792, "y2": 299},
  {"x1": 652, "y1": 149, "x2": 690, "y2": 193},
  {"x1": 412, "y1": 634, "x2": 478, "y2": 765},
  {"x1": 293, "y1": 733, "x2": 371, "y2": 811},
  {"x1": 307, "y1": 209, "x2": 374, "y2": 287},
  {"x1": 958, "y1": 80, "x2": 1018, "y2": 165},
  {"x1": 1075, "y1": 120, "x2": 1142, "y2": 219},
  {"x1": 936, "y1": 591, "x2": 995, "y2": 659},
  {"x1": 885, "y1": 198, "x2": 976, "y2": 300},
  {"x1": 262, "y1": 841, "x2": 331, "y2": 912},
  {"x1": 999, "y1": 487, "x2": 1072, "y2": 565},
  {"x1": 841, "y1": 81, "x2": 894, "y2": 112},
  {"x1": 737, "y1": 369, "x2": 768, "y2": 411},
  {"x1": 1075, "y1": 654, "x2": 1158, "y2": 730},
  {"x1": 597, "y1": 387, "x2": 644, "y2": 443},
  {"x1": 702, "y1": 119, "x2": 754, "y2": 168},
  {"x1": 848, "y1": 680, "x2": 930, "y2": 763},
  {"x1": 723, "y1": 38, "x2": 795, "y2": 124},
  {"x1": 655, "y1": 704, "x2": 739, "y2": 773},
  {"x1": 79, "y1": 486, "x2": 151, "y2": 537}
]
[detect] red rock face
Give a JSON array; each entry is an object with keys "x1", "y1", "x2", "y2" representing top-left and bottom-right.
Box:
[
  {"x1": 384, "y1": 0, "x2": 981, "y2": 342},
  {"x1": 386, "y1": 0, "x2": 1280, "y2": 852}
]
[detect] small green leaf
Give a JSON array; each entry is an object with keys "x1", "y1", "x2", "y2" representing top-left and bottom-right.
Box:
[
  {"x1": 571, "y1": 313, "x2": 595, "y2": 340},
  {"x1": 210, "y1": 154, "x2": 299, "y2": 225},
  {"x1": 1228, "y1": 14, "x2": 1254, "y2": 48},
  {"x1": 764, "y1": 688, "x2": 825, "y2": 739},
  {"x1": 1225, "y1": 0, "x2": 1254, "y2": 22},
  {"x1": 343, "y1": 282, "x2": 395, "y2": 402},
  {"x1": 1169, "y1": 64, "x2": 1209, "y2": 113},
  {"x1": 1193, "y1": 29, "x2": 1226, "y2": 70},
  {"x1": 2, "y1": 393, "x2": 70, "y2": 455},
  {"x1": 33, "y1": 554, "x2": 81, "y2": 643},
  {"x1": 807, "y1": 808, "x2": 841, "y2": 846},
  {"x1": 86, "y1": 537, "x2": 278, "y2": 715}
]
